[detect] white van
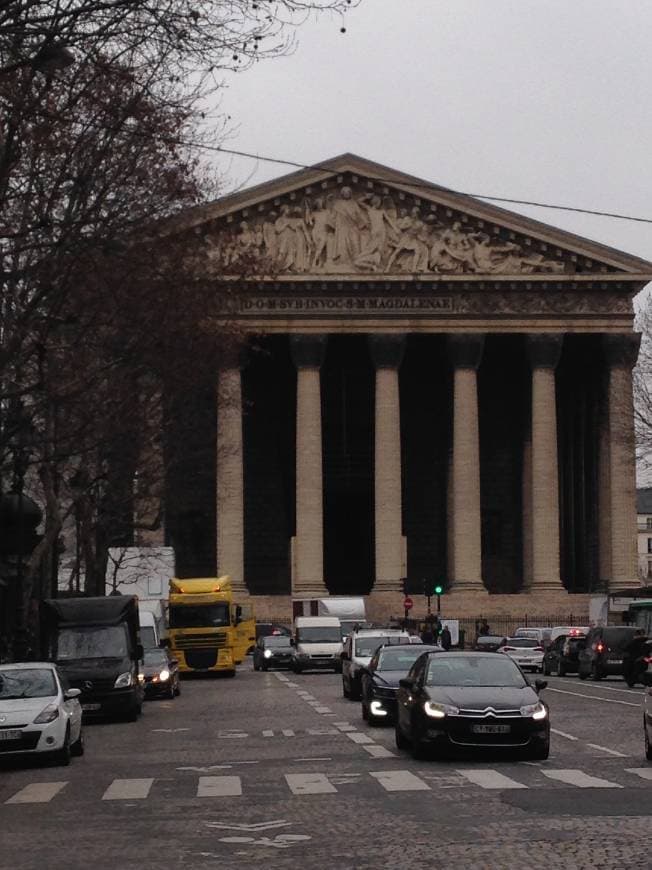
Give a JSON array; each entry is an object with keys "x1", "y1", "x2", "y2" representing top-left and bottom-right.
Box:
[
  {"x1": 139, "y1": 611, "x2": 160, "y2": 650},
  {"x1": 292, "y1": 616, "x2": 342, "y2": 673}
]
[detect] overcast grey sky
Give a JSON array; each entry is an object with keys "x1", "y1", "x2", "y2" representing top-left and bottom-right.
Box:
[{"x1": 216, "y1": 0, "x2": 652, "y2": 265}]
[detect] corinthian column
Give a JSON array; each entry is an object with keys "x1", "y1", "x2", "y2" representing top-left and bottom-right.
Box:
[
  {"x1": 603, "y1": 334, "x2": 640, "y2": 591},
  {"x1": 290, "y1": 335, "x2": 328, "y2": 596},
  {"x1": 448, "y1": 334, "x2": 485, "y2": 591},
  {"x1": 369, "y1": 334, "x2": 406, "y2": 591},
  {"x1": 217, "y1": 363, "x2": 245, "y2": 593},
  {"x1": 526, "y1": 335, "x2": 564, "y2": 591}
]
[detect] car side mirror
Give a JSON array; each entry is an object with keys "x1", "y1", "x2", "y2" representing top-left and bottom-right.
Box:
[
  {"x1": 534, "y1": 679, "x2": 548, "y2": 693},
  {"x1": 399, "y1": 678, "x2": 414, "y2": 690},
  {"x1": 642, "y1": 672, "x2": 652, "y2": 687},
  {"x1": 65, "y1": 688, "x2": 81, "y2": 700}
]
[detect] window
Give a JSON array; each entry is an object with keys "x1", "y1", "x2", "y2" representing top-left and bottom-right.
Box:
[
  {"x1": 647, "y1": 517, "x2": 652, "y2": 530},
  {"x1": 648, "y1": 561, "x2": 652, "y2": 579},
  {"x1": 647, "y1": 538, "x2": 652, "y2": 554}
]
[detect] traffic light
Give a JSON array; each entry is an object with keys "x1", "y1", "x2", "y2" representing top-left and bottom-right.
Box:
[{"x1": 434, "y1": 584, "x2": 443, "y2": 596}]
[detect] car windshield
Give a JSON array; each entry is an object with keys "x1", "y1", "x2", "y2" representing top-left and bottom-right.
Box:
[
  {"x1": 377, "y1": 647, "x2": 430, "y2": 671},
  {"x1": 143, "y1": 650, "x2": 168, "y2": 666},
  {"x1": 296, "y1": 627, "x2": 342, "y2": 643},
  {"x1": 426, "y1": 655, "x2": 527, "y2": 688},
  {"x1": 356, "y1": 635, "x2": 407, "y2": 656},
  {"x1": 140, "y1": 626, "x2": 157, "y2": 649},
  {"x1": 0, "y1": 668, "x2": 57, "y2": 699},
  {"x1": 169, "y1": 603, "x2": 230, "y2": 629},
  {"x1": 504, "y1": 638, "x2": 540, "y2": 648},
  {"x1": 263, "y1": 637, "x2": 291, "y2": 648},
  {"x1": 56, "y1": 625, "x2": 129, "y2": 660}
]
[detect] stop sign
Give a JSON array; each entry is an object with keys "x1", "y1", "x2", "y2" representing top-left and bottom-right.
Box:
[{"x1": 403, "y1": 596, "x2": 414, "y2": 610}]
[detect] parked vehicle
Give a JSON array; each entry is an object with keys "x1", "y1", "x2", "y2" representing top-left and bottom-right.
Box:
[
  {"x1": 141, "y1": 648, "x2": 180, "y2": 699},
  {"x1": 342, "y1": 629, "x2": 412, "y2": 700},
  {"x1": 542, "y1": 633, "x2": 586, "y2": 676},
  {"x1": 291, "y1": 616, "x2": 342, "y2": 673},
  {"x1": 139, "y1": 610, "x2": 161, "y2": 651},
  {"x1": 473, "y1": 635, "x2": 507, "y2": 652},
  {"x1": 0, "y1": 662, "x2": 84, "y2": 764},
  {"x1": 40, "y1": 596, "x2": 144, "y2": 721},
  {"x1": 394, "y1": 651, "x2": 549, "y2": 760},
  {"x1": 549, "y1": 626, "x2": 589, "y2": 643},
  {"x1": 499, "y1": 637, "x2": 545, "y2": 673},
  {"x1": 577, "y1": 626, "x2": 638, "y2": 681},
  {"x1": 514, "y1": 627, "x2": 552, "y2": 647},
  {"x1": 253, "y1": 635, "x2": 294, "y2": 671},
  {"x1": 360, "y1": 643, "x2": 440, "y2": 724}
]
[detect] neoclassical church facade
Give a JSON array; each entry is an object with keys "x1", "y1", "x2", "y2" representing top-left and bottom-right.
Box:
[{"x1": 161, "y1": 155, "x2": 652, "y2": 621}]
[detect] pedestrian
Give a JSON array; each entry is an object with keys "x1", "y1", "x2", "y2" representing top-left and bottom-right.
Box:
[
  {"x1": 479, "y1": 618, "x2": 490, "y2": 636},
  {"x1": 441, "y1": 624, "x2": 452, "y2": 651},
  {"x1": 623, "y1": 628, "x2": 649, "y2": 687},
  {"x1": 420, "y1": 624, "x2": 435, "y2": 644}
]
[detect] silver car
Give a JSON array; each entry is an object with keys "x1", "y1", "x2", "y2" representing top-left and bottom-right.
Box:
[
  {"x1": 342, "y1": 629, "x2": 411, "y2": 700},
  {"x1": 499, "y1": 637, "x2": 545, "y2": 673},
  {"x1": 0, "y1": 662, "x2": 84, "y2": 765}
]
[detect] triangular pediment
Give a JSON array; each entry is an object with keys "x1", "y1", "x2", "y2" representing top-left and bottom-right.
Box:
[{"x1": 170, "y1": 154, "x2": 652, "y2": 281}]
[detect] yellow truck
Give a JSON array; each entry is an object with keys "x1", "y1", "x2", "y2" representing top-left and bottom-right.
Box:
[{"x1": 167, "y1": 577, "x2": 255, "y2": 676}]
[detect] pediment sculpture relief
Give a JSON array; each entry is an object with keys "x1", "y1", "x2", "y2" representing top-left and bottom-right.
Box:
[{"x1": 212, "y1": 185, "x2": 568, "y2": 276}]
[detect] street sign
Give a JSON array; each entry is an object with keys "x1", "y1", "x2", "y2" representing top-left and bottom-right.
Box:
[{"x1": 403, "y1": 596, "x2": 414, "y2": 610}]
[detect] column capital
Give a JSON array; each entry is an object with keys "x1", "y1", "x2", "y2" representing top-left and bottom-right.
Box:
[
  {"x1": 603, "y1": 333, "x2": 641, "y2": 369},
  {"x1": 290, "y1": 334, "x2": 327, "y2": 369},
  {"x1": 526, "y1": 334, "x2": 563, "y2": 369},
  {"x1": 447, "y1": 334, "x2": 485, "y2": 369},
  {"x1": 368, "y1": 334, "x2": 406, "y2": 369},
  {"x1": 217, "y1": 341, "x2": 247, "y2": 370}
]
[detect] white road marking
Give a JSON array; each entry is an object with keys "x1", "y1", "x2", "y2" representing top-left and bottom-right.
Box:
[
  {"x1": 315, "y1": 706, "x2": 332, "y2": 714},
  {"x1": 542, "y1": 769, "x2": 622, "y2": 788},
  {"x1": 285, "y1": 682, "x2": 299, "y2": 687},
  {"x1": 457, "y1": 769, "x2": 528, "y2": 790},
  {"x1": 306, "y1": 727, "x2": 338, "y2": 736},
  {"x1": 334, "y1": 723, "x2": 357, "y2": 732},
  {"x1": 371, "y1": 770, "x2": 430, "y2": 792},
  {"x1": 282, "y1": 729, "x2": 295, "y2": 737},
  {"x1": 560, "y1": 682, "x2": 643, "y2": 696},
  {"x1": 152, "y1": 727, "x2": 190, "y2": 733},
  {"x1": 293, "y1": 757, "x2": 332, "y2": 762},
  {"x1": 5, "y1": 782, "x2": 67, "y2": 804},
  {"x1": 102, "y1": 778, "x2": 154, "y2": 801},
  {"x1": 284, "y1": 773, "x2": 337, "y2": 795},
  {"x1": 333, "y1": 721, "x2": 350, "y2": 726},
  {"x1": 546, "y1": 687, "x2": 640, "y2": 707},
  {"x1": 205, "y1": 820, "x2": 291, "y2": 832},
  {"x1": 625, "y1": 767, "x2": 652, "y2": 781},
  {"x1": 586, "y1": 743, "x2": 628, "y2": 757},
  {"x1": 346, "y1": 732, "x2": 375, "y2": 745},
  {"x1": 197, "y1": 776, "x2": 242, "y2": 797},
  {"x1": 216, "y1": 730, "x2": 249, "y2": 739},
  {"x1": 551, "y1": 727, "x2": 579, "y2": 741},
  {"x1": 363, "y1": 744, "x2": 396, "y2": 758},
  {"x1": 275, "y1": 674, "x2": 289, "y2": 682},
  {"x1": 262, "y1": 730, "x2": 274, "y2": 737}
]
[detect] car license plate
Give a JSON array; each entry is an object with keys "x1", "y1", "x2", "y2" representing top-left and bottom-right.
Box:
[
  {"x1": 609, "y1": 658, "x2": 622, "y2": 664},
  {"x1": 0, "y1": 729, "x2": 23, "y2": 741},
  {"x1": 471, "y1": 723, "x2": 511, "y2": 734},
  {"x1": 81, "y1": 703, "x2": 101, "y2": 711}
]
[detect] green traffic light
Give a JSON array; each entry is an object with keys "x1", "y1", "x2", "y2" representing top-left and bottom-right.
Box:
[{"x1": 434, "y1": 585, "x2": 443, "y2": 595}]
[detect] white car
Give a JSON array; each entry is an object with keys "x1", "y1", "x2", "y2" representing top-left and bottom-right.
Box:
[
  {"x1": 499, "y1": 637, "x2": 545, "y2": 673},
  {"x1": 0, "y1": 662, "x2": 84, "y2": 765},
  {"x1": 342, "y1": 629, "x2": 412, "y2": 700}
]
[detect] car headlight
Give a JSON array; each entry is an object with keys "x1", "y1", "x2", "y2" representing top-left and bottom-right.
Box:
[
  {"x1": 159, "y1": 669, "x2": 170, "y2": 681},
  {"x1": 114, "y1": 671, "x2": 133, "y2": 689},
  {"x1": 520, "y1": 701, "x2": 547, "y2": 720},
  {"x1": 264, "y1": 650, "x2": 273, "y2": 659},
  {"x1": 34, "y1": 703, "x2": 60, "y2": 724},
  {"x1": 424, "y1": 701, "x2": 459, "y2": 719}
]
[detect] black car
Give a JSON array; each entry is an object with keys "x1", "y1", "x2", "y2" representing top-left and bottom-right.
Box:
[
  {"x1": 253, "y1": 635, "x2": 294, "y2": 671},
  {"x1": 473, "y1": 635, "x2": 508, "y2": 653},
  {"x1": 141, "y1": 648, "x2": 180, "y2": 699},
  {"x1": 255, "y1": 623, "x2": 291, "y2": 641},
  {"x1": 542, "y1": 634, "x2": 586, "y2": 677},
  {"x1": 577, "y1": 626, "x2": 637, "y2": 681},
  {"x1": 395, "y1": 651, "x2": 549, "y2": 760},
  {"x1": 360, "y1": 643, "x2": 441, "y2": 724}
]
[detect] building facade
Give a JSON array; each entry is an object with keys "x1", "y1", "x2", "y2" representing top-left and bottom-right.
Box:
[{"x1": 162, "y1": 155, "x2": 652, "y2": 621}]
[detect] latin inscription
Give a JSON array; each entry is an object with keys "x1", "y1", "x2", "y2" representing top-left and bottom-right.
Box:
[{"x1": 237, "y1": 296, "x2": 454, "y2": 313}]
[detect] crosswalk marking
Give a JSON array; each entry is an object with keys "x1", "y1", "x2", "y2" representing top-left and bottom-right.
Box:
[
  {"x1": 363, "y1": 745, "x2": 396, "y2": 758},
  {"x1": 5, "y1": 782, "x2": 67, "y2": 804},
  {"x1": 197, "y1": 776, "x2": 242, "y2": 797},
  {"x1": 282, "y1": 729, "x2": 295, "y2": 737},
  {"x1": 458, "y1": 769, "x2": 528, "y2": 790},
  {"x1": 542, "y1": 769, "x2": 622, "y2": 788},
  {"x1": 371, "y1": 770, "x2": 430, "y2": 792},
  {"x1": 346, "y1": 732, "x2": 375, "y2": 745},
  {"x1": 625, "y1": 768, "x2": 652, "y2": 781},
  {"x1": 101, "y1": 778, "x2": 154, "y2": 801},
  {"x1": 262, "y1": 729, "x2": 274, "y2": 737},
  {"x1": 284, "y1": 773, "x2": 337, "y2": 795}
]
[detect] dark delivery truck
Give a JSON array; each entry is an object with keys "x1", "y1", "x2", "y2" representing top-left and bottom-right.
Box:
[{"x1": 40, "y1": 596, "x2": 144, "y2": 720}]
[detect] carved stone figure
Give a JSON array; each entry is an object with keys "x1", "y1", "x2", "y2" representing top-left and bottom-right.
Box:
[{"x1": 330, "y1": 186, "x2": 367, "y2": 269}]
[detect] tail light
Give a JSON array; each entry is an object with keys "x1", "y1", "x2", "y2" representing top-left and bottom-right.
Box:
[
  {"x1": 644, "y1": 656, "x2": 652, "y2": 665},
  {"x1": 596, "y1": 642, "x2": 605, "y2": 653}
]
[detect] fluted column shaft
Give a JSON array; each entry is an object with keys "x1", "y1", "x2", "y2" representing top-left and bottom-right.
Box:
[
  {"x1": 369, "y1": 335, "x2": 406, "y2": 591},
  {"x1": 527, "y1": 335, "x2": 563, "y2": 590},
  {"x1": 604, "y1": 334, "x2": 640, "y2": 591},
  {"x1": 291, "y1": 335, "x2": 328, "y2": 595},
  {"x1": 448, "y1": 335, "x2": 484, "y2": 590},
  {"x1": 217, "y1": 366, "x2": 245, "y2": 593}
]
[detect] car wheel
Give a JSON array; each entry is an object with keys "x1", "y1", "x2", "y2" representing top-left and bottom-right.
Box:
[
  {"x1": 168, "y1": 681, "x2": 175, "y2": 699},
  {"x1": 556, "y1": 662, "x2": 566, "y2": 677},
  {"x1": 395, "y1": 724, "x2": 410, "y2": 751},
  {"x1": 70, "y1": 729, "x2": 84, "y2": 757},
  {"x1": 342, "y1": 678, "x2": 350, "y2": 699},
  {"x1": 526, "y1": 740, "x2": 550, "y2": 761},
  {"x1": 174, "y1": 679, "x2": 181, "y2": 697},
  {"x1": 261, "y1": 663, "x2": 269, "y2": 671},
  {"x1": 253, "y1": 661, "x2": 260, "y2": 671},
  {"x1": 53, "y1": 728, "x2": 71, "y2": 766},
  {"x1": 591, "y1": 663, "x2": 603, "y2": 681},
  {"x1": 645, "y1": 717, "x2": 652, "y2": 761},
  {"x1": 349, "y1": 678, "x2": 361, "y2": 702},
  {"x1": 543, "y1": 661, "x2": 550, "y2": 676},
  {"x1": 361, "y1": 702, "x2": 368, "y2": 721},
  {"x1": 411, "y1": 733, "x2": 428, "y2": 760},
  {"x1": 579, "y1": 669, "x2": 588, "y2": 680},
  {"x1": 224, "y1": 669, "x2": 236, "y2": 678}
]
